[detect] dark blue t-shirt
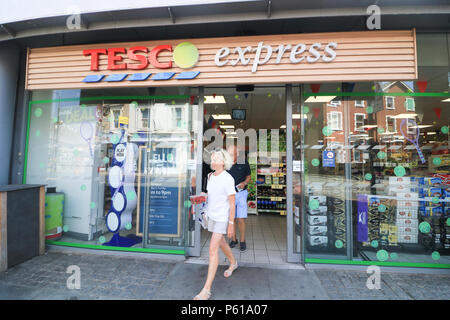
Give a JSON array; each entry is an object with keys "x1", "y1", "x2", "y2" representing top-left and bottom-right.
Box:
[{"x1": 227, "y1": 161, "x2": 251, "y2": 190}]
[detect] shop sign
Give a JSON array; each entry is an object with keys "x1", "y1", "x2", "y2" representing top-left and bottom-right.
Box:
[
  {"x1": 322, "y1": 150, "x2": 335, "y2": 167},
  {"x1": 82, "y1": 42, "x2": 201, "y2": 82},
  {"x1": 25, "y1": 30, "x2": 418, "y2": 90},
  {"x1": 215, "y1": 41, "x2": 338, "y2": 72}
]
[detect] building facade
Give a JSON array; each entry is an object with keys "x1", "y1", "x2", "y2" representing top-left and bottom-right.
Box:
[{"x1": 1, "y1": 0, "x2": 449, "y2": 270}]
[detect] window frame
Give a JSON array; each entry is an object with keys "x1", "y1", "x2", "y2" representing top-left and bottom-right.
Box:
[
  {"x1": 385, "y1": 96, "x2": 395, "y2": 110},
  {"x1": 328, "y1": 111, "x2": 343, "y2": 131},
  {"x1": 355, "y1": 100, "x2": 365, "y2": 108},
  {"x1": 386, "y1": 115, "x2": 397, "y2": 133},
  {"x1": 405, "y1": 97, "x2": 415, "y2": 111},
  {"x1": 354, "y1": 113, "x2": 366, "y2": 132},
  {"x1": 327, "y1": 100, "x2": 342, "y2": 107}
]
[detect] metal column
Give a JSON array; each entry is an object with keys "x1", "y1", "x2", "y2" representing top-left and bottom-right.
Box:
[{"x1": 0, "y1": 43, "x2": 20, "y2": 184}]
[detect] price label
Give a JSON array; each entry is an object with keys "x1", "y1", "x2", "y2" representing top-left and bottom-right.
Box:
[
  {"x1": 271, "y1": 163, "x2": 279, "y2": 167},
  {"x1": 272, "y1": 185, "x2": 283, "y2": 189},
  {"x1": 271, "y1": 197, "x2": 282, "y2": 201},
  {"x1": 280, "y1": 211, "x2": 286, "y2": 215}
]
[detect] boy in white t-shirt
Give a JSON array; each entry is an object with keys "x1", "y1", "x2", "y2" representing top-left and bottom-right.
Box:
[{"x1": 194, "y1": 149, "x2": 238, "y2": 300}]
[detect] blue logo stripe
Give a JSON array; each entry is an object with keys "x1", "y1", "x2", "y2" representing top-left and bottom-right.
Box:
[
  {"x1": 128, "y1": 73, "x2": 152, "y2": 81},
  {"x1": 175, "y1": 71, "x2": 200, "y2": 80},
  {"x1": 82, "y1": 72, "x2": 201, "y2": 83},
  {"x1": 104, "y1": 74, "x2": 128, "y2": 82},
  {"x1": 82, "y1": 75, "x2": 105, "y2": 82},
  {"x1": 151, "y1": 72, "x2": 176, "y2": 80}
]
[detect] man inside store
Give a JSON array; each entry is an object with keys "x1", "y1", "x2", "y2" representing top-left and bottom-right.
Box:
[{"x1": 226, "y1": 145, "x2": 251, "y2": 252}]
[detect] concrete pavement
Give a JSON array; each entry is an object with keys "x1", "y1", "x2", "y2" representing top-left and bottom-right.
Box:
[{"x1": 0, "y1": 250, "x2": 449, "y2": 300}]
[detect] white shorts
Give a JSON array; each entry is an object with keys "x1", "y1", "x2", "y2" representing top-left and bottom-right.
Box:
[
  {"x1": 207, "y1": 218, "x2": 228, "y2": 234},
  {"x1": 235, "y1": 189, "x2": 248, "y2": 219}
]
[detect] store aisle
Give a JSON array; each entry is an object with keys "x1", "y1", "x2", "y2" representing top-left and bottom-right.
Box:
[{"x1": 193, "y1": 213, "x2": 288, "y2": 265}]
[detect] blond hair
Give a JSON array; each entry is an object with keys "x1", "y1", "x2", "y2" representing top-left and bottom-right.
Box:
[{"x1": 210, "y1": 148, "x2": 233, "y2": 170}]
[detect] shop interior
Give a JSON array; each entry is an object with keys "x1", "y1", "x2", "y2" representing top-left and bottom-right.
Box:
[
  {"x1": 300, "y1": 78, "x2": 450, "y2": 264},
  {"x1": 197, "y1": 86, "x2": 289, "y2": 265}
]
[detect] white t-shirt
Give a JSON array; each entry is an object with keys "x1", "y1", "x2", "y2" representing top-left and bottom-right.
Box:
[{"x1": 206, "y1": 170, "x2": 236, "y2": 222}]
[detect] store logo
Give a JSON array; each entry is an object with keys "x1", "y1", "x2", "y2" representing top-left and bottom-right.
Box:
[
  {"x1": 215, "y1": 41, "x2": 338, "y2": 72},
  {"x1": 82, "y1": 42, "x2": 200, "y2": 83}
]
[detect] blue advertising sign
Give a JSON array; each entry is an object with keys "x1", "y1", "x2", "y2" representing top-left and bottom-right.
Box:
[
  {"x1": 138, "y1": 147, "x2": 181, "y2": 238},
  {"x1": 322, "y1": 150, "x2": 335, "y2": 167},
  {"x1": 357, "y1": 194, "x2": 369, "y2": 242},
  {"x1": 139, "y1": 180, "x2": 181, "y2": 237},
  {"x1": 148, "y1": 185, "x2": 180, "y2": 236}
]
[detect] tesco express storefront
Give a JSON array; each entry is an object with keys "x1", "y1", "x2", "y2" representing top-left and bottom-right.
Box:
[{"x1": 24, "y1": 29, "x2": 450, "y2": 269}]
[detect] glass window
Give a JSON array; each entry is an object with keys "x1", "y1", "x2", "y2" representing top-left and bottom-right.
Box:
[
  {"x1": 355, "y1": 100, "x2": 365, "y2": 107},
  {"x1": 405, "y1": 98, "x2": 415, "y2": 111},
  {"x1": 25, "y1": 87, "x2": 199, "y2": 252},
  {"x1": 327, "y1": 111, "x2": 343, "y2": 131},
  {"x1": 355, "y1": 113, "x2": 366, "y2": 132},
  {"x1": 386, "y1": 116, "x2": 397, "y2": 133},
  {"x1": 327, "y1": 100, "x2": 341, "y2": 107},
  {"x1": 302, "y1": 74, "x2": 450, "y2": 266},
  {"x1": 386, "y1": 96, "x2": 395, "y2": 110}
]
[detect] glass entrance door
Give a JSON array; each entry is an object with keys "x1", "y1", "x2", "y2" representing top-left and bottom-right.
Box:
[{"x1": 138, "y1": 92, "x2": 201, "y2": 253}]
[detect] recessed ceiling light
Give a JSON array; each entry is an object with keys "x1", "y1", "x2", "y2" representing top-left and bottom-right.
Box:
[
  {"x1": 212, "y1": 114, "x2": 231, "y2": 120},
  {"x1": 219, "y1": 125, "x2": 235, "y2": 129},
  {"x1": 441, "y1": 98, "x2": 450, "y2": 102},
  {"x1": 305, "y1": 96, "x2": 337, "y2": 103},
  {"x1": 280, "y1": 125, "x2": 286, "y2": 129},
  {"x1": 292, "y1": 114, "x2": 307, "y2": 119},
  {"x1": 204, "y1": 96, "x2": 226, "y2": 104}
]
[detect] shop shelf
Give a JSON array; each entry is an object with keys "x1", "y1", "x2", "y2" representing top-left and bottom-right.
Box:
[{"x1": 257, "y1": 196, "x2": 286, "y2": 199}]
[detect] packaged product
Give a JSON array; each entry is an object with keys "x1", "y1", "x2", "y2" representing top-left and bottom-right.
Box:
[
  {"x1": 309, "y1": 195, "x2": 327, "y2": 206},
  {"x1": 397, "y1": 226, "x2": 418, "y2": 234},
  {"x1": 389, "y1": 177, "x2": 411, "y2": 185},
  {"x1": 396, "y1": 208, "x2": 418, "y2": 219},
  {"x1": 308, "y1": 206, "x2": 328, "y2": 215},
  {"x1": 398, "y1": 234, "x2": 418, "y2": 243},
  {"x1": 397, "y1": 192, "x2": 419, "y2": 200},
  {"x1": 396, "y1": 218, "x2": 418, "y2": 228},
  {"x1": 307, "y1": 215, "x2": 327, "y2": 226},
  {"x1": 419, "y1": 206, "x2": 443, "y2": 217},
  {"x1": 307, "y1": 225, "x2": 328, "y2": 236},
  {"x1": 307, "y1": 235, "x2": 328, "y2": 246}
]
